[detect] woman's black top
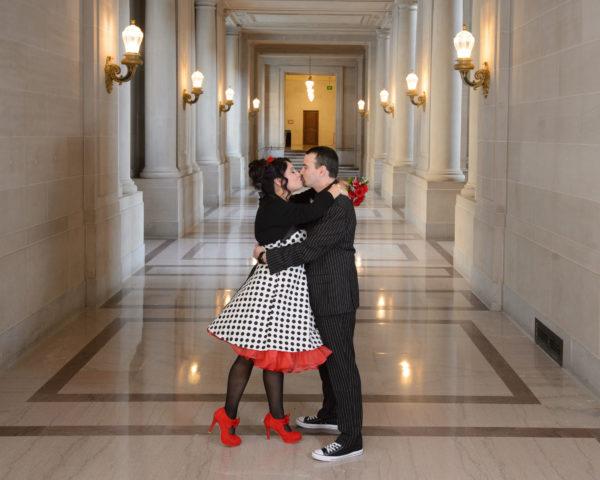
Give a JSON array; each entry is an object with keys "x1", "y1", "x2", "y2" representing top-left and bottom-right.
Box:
[{"x1": 254, "y1": 189, "x2": 334, "y2": 245}]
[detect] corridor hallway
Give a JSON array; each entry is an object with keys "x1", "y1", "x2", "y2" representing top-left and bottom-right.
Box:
[{"x1": 1, "y1": 189, "x2": 599, "y2": 479}]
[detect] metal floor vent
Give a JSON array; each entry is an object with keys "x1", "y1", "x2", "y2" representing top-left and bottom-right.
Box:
[{"x1": 535, "y1": 318, "x2": 563, "y2": 366}]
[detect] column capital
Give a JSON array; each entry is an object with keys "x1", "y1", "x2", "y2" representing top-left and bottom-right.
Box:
[
  {"x1": 394, "y1": 2, "x2": 418, "y2": 12},
  {"x1": 195, "y1": 0, "x2": 218, "y2": 8},
  {"x1": 226, "y1": 24, "x2": 242, "y2": 35},
  {"x1": 376, "y1": 27, "x2": 391, "y2": 39}
]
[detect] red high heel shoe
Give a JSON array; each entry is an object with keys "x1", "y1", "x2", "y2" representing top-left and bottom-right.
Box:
[
  {"x1": 263, "y1": 413, "x2": 302, "y2": 443},
  {"x1": 209, "y1": 407, "x2": 241, "y2": 447}
]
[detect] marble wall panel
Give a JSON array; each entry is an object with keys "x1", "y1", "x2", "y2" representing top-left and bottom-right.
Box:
[
  {"x1": 0, "y1": 0, "x2": 139, "y2": 370},
  {"x1": 504, "y1": 0, "x2": 600, "y2": 393}
]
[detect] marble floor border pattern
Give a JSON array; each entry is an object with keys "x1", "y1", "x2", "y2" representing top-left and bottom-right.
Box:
[
  {"x1": 135, "y1": 265, "x2": 462, "y2": 278},
  {"x1": 144, "y1": 239, "x2": 176, "y2": 264},
  {"x1": 102, "y1": 288, "x2": 487, "y2": 312},
  {"x1": 27, "y1": 317, "x2": 538, "y2": 405},
  {"x1": 0, "y1": 425, "x2": 598, "y2": 442},
  {"x1": 178, "y1": 242, "x2": 420, "y2": 262}
]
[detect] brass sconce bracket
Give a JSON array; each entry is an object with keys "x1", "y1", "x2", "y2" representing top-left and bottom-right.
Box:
[
  {"x1": 407, "y1": 90, "x2": 426, "y2": 111},
  {"x1": 380, "y1": 103, "x2": 394, "y2": 117},
  {"x1": 105, "y1": 54, "x2": 143, "y2": 93},
  {"x1": 183, "y1": 87, "x2": 203, "y2": 110},
  {"x1": 454, "y1": 60, "x2": 490, "y2": 98},
  {"x1": 358, "y1": 110, "x2": 369, "y2": 119},
  {"x1": 219, "y1": 101, "x2": 233, "y2": 114},
  {"x1": 249, "y1": 108, "x2": 259, "y2": 117}
]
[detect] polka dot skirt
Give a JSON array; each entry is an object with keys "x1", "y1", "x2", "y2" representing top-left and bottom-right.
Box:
[{"x1": 207, "y1": 230, "x2": 326, "y2": 355}]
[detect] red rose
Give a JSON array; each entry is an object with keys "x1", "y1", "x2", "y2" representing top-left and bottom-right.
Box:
[
  {"x1": 352, "y1": 197, "x2": 362, "y2": 206},
  {"x1": 348, "y1": 189, "x2": 357, "y2": 199},
  {"x1": 355, "y1": 185, "x2": 366, "y2": 197},
  {"x1": 363, "y1": 184, "x2": 369, "y2": 192},
  {"x1": 352, "y1": 179, "x2": 360, "y2": 187}
]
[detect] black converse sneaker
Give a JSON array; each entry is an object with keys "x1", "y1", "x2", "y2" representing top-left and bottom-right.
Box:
[
  {"x1": 296, "y1": 415, "x2": 339, "y2": 431},
  {"x1": 311, "y1": 441, "x2": 364, "y2": 462}
]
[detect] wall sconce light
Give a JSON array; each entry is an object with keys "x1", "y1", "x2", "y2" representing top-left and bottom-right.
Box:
[
  {"x1": 405, "y1": 70, "x2": 426, "y2": 110},
  {"x1": 379, "y1": 89, "x2": 394, "y2": 117},
  {"x1": 182, "y1": 69, "x2": 204, "y2": 110},
  {"x1": 249, "y1": 97, "x2": 261, "y2": 116},
  {"x1": 105, "y1": 20, "x2": 144, "y2": 93},
  {"x1": 219, "y1": 86, "x2": 234, "y2": 114},
  {"x1": 357, "y1": 99, "x2": 368, "y2": 118},
  {"x1": 453, "y1": 25, "x2": 490, "y2": 98}
]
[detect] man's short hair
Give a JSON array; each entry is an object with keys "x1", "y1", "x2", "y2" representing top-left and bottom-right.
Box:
[{"x1": 306, "y1": 146, "x2": 339, "y2": 178}]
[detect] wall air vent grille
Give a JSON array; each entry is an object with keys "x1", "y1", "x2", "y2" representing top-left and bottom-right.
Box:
[{"x1": 535, "y1": 318, "x2": 563, "y2": 367}]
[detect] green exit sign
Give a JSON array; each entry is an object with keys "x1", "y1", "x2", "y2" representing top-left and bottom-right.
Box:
[{"x1": 327, "y1": 85, "x2": 333, "y2": 90}]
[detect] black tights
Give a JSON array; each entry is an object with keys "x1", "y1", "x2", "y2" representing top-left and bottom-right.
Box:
[{"x1": 224, "y1": 356, "x2": 290, "y2": 431}]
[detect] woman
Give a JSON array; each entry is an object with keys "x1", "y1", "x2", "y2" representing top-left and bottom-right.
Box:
[{"x1": 207, "y1": 156, "x2": 344, "y2": 447}]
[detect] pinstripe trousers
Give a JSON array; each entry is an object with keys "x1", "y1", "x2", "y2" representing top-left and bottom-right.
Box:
[{"x1": 315, "y1": 311, "x2": 363, "y2": 447}]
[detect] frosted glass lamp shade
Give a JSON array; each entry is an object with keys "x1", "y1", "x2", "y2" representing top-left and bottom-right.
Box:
[
  {"x1": 379, "y1": 89, "x2": 389, "y2": 104},
  {"x1": 454, "y1": 25, "x2": 475, "y2": 59},
  {"x1": 357, "y1": 99, "x2": 365, "y2": 112},
  {"x1": 191, "y1": 69, "x2": 204, "y2": 89},
  {"x1": 225, "y1": 86, "x2": 234, "y2": 102},
  {"x1": 122, "y1": 20, "x2": 144, "y2": 54},
  {"x1": 406, "y1": 71, "x2": 418, "y2": 91},
  {"x1": 252, "y1": 98, "x2": 260, "y2": 109}
]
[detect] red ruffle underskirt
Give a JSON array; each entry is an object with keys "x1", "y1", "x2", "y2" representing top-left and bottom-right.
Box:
[{"x1": 208, "y1": 330, "x2": 332, "y2": 373}]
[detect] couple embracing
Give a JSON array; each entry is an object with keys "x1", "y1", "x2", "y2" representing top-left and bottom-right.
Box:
[{"x1": 207, "y1": 146, "x2": 363, "y2": 461}]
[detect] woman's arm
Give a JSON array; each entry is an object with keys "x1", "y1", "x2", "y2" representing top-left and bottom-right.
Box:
[
  {"x1": 289, "y1": 188, "x2": 316, "y2": 204},
  {"x1": 274, "y1": 184, "x2": 343, "y2": 226}
]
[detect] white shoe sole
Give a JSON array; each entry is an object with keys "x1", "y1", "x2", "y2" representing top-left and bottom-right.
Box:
[
  {"x1": 311, "y1": 448, "x2": 364, "y2": 462},
  {"x1": 295, "y1": 418, "x2": 340, "y2": 432}
]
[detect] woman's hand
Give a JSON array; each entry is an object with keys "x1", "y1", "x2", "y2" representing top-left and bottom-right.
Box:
[
  {"x1": 253, "y1": 244, "x2": 265, "y2": 260},
  {"x1": 328, "y1": 183, "x2": 349, "y2": 198}
]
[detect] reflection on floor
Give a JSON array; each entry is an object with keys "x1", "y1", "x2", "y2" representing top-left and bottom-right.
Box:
[{"x1": 1, "y1": 188, "x2": 599, "y2": 479}]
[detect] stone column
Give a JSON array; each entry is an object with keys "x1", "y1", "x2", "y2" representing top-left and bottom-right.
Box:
[
  {"x1": 195, "y1": 0, "x2": 225, "y2": 205},
  {"x1": 136, "y1": 0, "x2": 188, "y2": 237},
  {"x1": 225, "y1": 25, "x2": 246, "y2": 190},
  {"x1": 118, "y1": 0, "x2": 137, "y2": 195},
  {"x1": 140, "y1": 0, "x2": 179, "y2": 179},
  {"x1": 454, "y1": 0, "x2": 480, "y2": 282},
  {"x1": 369, "y1": 27, "x2": 391, "y2": 191},
  {"x1": 421, "y1": 1, "x2": 464, "y2": 182},
  {"x1": 460, "y1": 1, "x2": 480, "y2": 200},
  {"x1": 382, "y1": 3, "x2": 417, "y2": 207},
  {"x1": 405, "y1": 0, "x2": 465, "y2": 238}
]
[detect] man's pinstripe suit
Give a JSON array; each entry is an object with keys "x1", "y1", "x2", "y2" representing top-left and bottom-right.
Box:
[{"x1": 266, "y1": 192, "x2": 363, "y2": 447}]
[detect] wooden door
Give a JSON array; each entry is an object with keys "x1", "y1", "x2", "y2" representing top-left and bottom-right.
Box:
[{"x1": 303, "y1": 110, "x2": 319, "y2": 146}]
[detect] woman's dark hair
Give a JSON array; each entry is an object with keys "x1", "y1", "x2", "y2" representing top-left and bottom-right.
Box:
[{"x1": 248, "y1": 157, "x2": 292, "y2": 197}]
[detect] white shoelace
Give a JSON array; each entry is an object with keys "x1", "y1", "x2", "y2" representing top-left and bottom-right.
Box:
[
  {"x1": 306, "y1": 415, "x2": 319, "y2": 422},
  {"x1": 324, "y1": 442, "x2": 343, "y2": 454}
]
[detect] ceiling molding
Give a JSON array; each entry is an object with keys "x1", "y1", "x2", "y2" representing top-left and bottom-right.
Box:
[{"x1": 223, "y1": 0, "x2": 396, "y2": 33}]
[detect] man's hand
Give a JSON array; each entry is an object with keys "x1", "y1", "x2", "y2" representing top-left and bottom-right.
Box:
[{"x1": 253, "y1": 244, "x2": 266, "y2": 261}]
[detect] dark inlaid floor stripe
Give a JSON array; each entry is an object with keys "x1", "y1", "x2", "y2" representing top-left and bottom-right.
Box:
[
  {"x1": 0, "y1": 425, "x2": 598, "y2": 439},
  {"x1": 428, "y1": 240, "x2": 454, "y2": 265},
  {"x1": 145, "y1": 239, "x2": 176, "y2": 264}
]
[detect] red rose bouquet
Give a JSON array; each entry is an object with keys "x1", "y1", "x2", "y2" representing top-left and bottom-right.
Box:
[{"x1": 347, "y1": 176, "x2": 369, "y2": 206}]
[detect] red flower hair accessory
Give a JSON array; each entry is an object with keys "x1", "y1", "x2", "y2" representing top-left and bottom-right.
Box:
[{"x1": 266, "y1": 156, "x2": 275, "y2": 164}]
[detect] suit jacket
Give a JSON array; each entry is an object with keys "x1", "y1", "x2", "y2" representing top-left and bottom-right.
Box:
[{"x1": 267, "y1": 195, "x2": 359, "y2": 316}]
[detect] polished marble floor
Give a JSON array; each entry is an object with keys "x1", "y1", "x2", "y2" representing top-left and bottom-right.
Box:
[{"x1": 1, "y1": 189, "x2": 600, "y2": 479}]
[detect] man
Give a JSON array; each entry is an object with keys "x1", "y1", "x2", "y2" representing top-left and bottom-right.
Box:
[{"x1": 253, "y1": 146, "x2": 363, "y2": 461}]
